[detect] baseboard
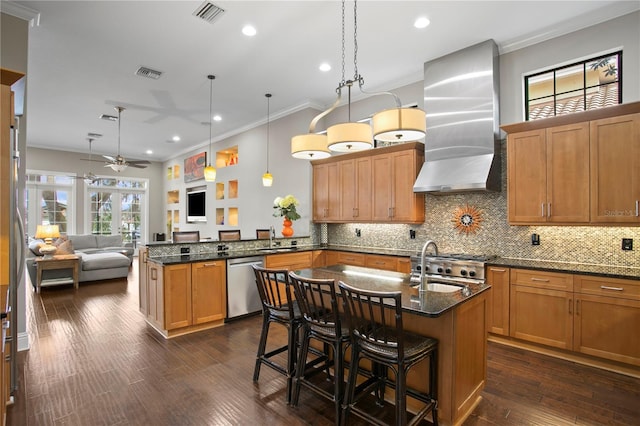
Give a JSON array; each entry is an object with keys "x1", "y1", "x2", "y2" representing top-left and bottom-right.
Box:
[{"x1": 17, "y1": 331, "x2": 30, "y2": 351}]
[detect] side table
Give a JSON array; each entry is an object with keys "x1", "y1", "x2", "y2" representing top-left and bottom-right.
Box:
[{"x1": 35, "y1": 254, "x2": 80, "y2": 293}]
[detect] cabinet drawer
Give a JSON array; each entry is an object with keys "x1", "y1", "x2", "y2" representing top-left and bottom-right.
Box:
[
  {"x1": 265, "y1": 251, "x2": 313, "y2": 270},
  {"x1": 510, "y1": 268, "x2": 573, "y2": 291},
  {"x1": 325, "y1": 251, "x2": 366, "y2": 267},
  {"x1": 365, "y1": 254, "x2": 397, "y2": 272},
  {"x1": 575, "y1": 275, "x2": 640, "y2": 300}
]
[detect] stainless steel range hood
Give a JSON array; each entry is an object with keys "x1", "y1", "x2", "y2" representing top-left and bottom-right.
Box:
[{"x1": 414, "y1": 39, "x2": 501, "y2": 193}]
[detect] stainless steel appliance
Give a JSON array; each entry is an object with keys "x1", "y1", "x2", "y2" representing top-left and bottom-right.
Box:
[
  {"x1": 410, "y1": 253, "x2": 494, "y2": 286},
  {"x1": 226, "y1": 256, "x2": 264, "y2": 320}
]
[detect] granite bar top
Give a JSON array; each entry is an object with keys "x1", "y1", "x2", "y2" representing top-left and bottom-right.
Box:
[
  {"x1": 489, "y1": 258, "x2": 640, "y2": 281},
  {"x1": 293, "y1": 265, "x2": 490, "y2": 318}
]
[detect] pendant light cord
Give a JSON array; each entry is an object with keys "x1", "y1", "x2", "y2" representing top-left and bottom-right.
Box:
[
  {"x1": 208, "y1": 75, "x2": 215, "y2": 166},
  {"x1": 265, "y1": 93, "x2": 271, "y2": 172}
]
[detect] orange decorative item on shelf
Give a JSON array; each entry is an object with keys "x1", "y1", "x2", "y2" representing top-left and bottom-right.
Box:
[{"x1": 282, "y1": 218, "x2": 294, "y2": 237}]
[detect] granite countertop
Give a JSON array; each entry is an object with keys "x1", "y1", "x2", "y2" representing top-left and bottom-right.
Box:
[
  {"x1": 489, "y1": 258, "x2": 640, "y2": 281},
  {"x1": 294, "y1": 264, "x2": 490, "y2": 318}
]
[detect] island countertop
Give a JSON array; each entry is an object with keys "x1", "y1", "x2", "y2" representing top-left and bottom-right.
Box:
[{"x1": 294, "y1": 264, "x2": 490, "y2": 318}]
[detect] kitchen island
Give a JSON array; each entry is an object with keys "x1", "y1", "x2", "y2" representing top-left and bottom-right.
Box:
[{"x1": 295, "y1": 264, "x2": 491, "y2": 426}]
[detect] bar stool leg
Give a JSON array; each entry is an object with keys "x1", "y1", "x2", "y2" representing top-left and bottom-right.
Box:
[
  {"x1": 292, "y1": 325, "x2": 311, "y2": 407},
  {"x1": 253, "y1": 312, "x2": 271, "y2": 382},
  {"x1": 286, "y1": 322, "x2": 300, "y2": 404}
]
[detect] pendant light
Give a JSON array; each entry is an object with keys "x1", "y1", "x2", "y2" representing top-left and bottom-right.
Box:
[
  {"x1": 204, "y1": 74, "x2": 217, "y2": 182},
  {"x1": 262, "y1": 93, "x2": 273, "y2": 187}
]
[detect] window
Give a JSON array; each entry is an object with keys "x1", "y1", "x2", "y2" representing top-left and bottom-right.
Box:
[
  {"x1": 26, "y1": 171, "x2": 76, "y2": 237},
  {"x1": 525, "y1": 51, "x2": 621, "y2": 120}
]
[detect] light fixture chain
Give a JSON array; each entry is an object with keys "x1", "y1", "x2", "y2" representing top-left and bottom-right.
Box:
[
  {"x1": 266, "y1": 93, "x2": 271, "y2": 171},
  {"x1": 341, "y1": 0, "x2": 346, "y2": 84},
  {"x1": 209, "y1": 76, "x2": 213, "y2": 164},
  {"x1": 117, "y1": 108, "x2": 121, "y2": 155},
  {"x1": 353, "y1": 0, "x2": 358, "y2": 80}
]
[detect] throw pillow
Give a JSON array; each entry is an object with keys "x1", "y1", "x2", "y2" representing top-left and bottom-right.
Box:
[
  {"x1": 56, "y1": 240, "x2": 75, "y2": 255},
  {"x1": 28, "y1": 239, "x2": 45, "y2": 256},
  {"x1": 53, "y1": 235, "x2": 68, "y2": 247}
]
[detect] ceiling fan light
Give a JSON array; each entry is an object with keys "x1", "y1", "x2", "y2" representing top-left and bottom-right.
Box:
[
  {"x1": 108, "y1": 163, "x2": 127, "y2": 172},
  {"x1": 204, "y1": 164, "x2": 216, "y2": 182},
  {"x1": 262, "y1": 172, "x2": 273, "y2": 187},
  {"x1": 372, "y1": 107, "x2": 426, "y2": 142},
  {"x1": 291, "y1": 134, "x2": 331, "y2": 159},
  {"x1": 327, "y1": 122, "x2": 373, "y2": 152}
]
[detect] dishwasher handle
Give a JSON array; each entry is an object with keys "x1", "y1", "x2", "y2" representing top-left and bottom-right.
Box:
[{"x1": 227, "y1": 256, "x2": 265, "y2": 267}]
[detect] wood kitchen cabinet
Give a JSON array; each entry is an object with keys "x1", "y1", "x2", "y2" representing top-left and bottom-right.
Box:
[
  {"x1": 487, "y1": 266, "x2": 510, "y2": 336},
  {"x1": 507, "y1": 122, "x2": 590, "y2": 224},
  {"x1": 312, "y1": 142, "x2": 424, "y2": 224},
  {"x1": 312, "y1": 162, "x2": 339, "y2": 221},
  {"x1": 138, "y1": 246, "x2": 149, "y2": 315},
  {"x1": 590, "y1": 113, "x2": 640, "y2": 223},
  {"x1": 573, "y1": 275, "x2": 640, "y2": 366},
  {"x1": 265, "y1": 251, "x2": 314, "y2": 270},
  {"x1": 509, "y1": 269, "x2": 574, "y2": 350},
  {"x1": 372, "y1": 147, "x2": 425, "y2": 223},
  {"x1": 364, "y1": 254, "x2": 399, "y2": 272},
  {"x1": 502, "y1": 102, "x2": 640, "y2": 225},
  {"x1": 142, "y1": 258, "x2": 226, "y2": 338},
  {"x1": 325, "y1": 251, "x2": 366, "y2": 267},
  {"x1": 339, "y1": 157, "x2": 372, "y2": 221}
]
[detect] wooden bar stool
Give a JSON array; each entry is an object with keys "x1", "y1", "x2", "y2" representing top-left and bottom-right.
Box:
[
  {"x1": 252, "y1": 265, "x2": 302, "y2": 404},
  {"x1": 339, "y1": 281, "x2": 439, "y2": 426},
  {"x1": 289, "y1": 272, "x2": 351, "y2": 424}
]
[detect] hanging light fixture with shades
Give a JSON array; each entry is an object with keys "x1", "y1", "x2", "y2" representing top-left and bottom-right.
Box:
[
  {"x1": 262, "y1": 93, "x2": 274, "y2": 187},
  {"x1": 291, "y1": 0, "x2": 425, "y2": 159},
  {"x1": 204, "y1": 74, "x2": 217, "y2": 182}
]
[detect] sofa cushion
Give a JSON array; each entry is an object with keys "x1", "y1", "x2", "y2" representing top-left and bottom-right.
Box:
[
  {"x1": 81, "y1": 252, "x2": 131, "y2": 271},
  {"x1": 97, "y1": 235, "x2": 124, "y2": 248},
  {"x1": 28, "y1": 239, "x2": 45, "y2": 256},
  {"x1": 56, "y1": 240, "x2": 75, "y2": 255},
  {"x1": 69, "y1": 235, "x2": 98, "y2": 250}
]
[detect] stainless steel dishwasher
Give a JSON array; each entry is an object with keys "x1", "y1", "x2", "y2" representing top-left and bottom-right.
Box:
[{"x1": 226, "y1": 256, "x2": 264, "y2": 320}]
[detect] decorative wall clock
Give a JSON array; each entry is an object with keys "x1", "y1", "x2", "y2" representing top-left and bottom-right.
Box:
[{"x1": 452, "y1": 204, "x2": 483, "y2": 235}]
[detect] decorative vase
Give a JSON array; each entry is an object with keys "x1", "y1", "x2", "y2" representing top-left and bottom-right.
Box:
[{"x1": 282, "y1": 218, "x2": 294, "y2": 237}]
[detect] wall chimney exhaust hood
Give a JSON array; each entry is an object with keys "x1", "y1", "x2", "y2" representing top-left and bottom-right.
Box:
[{"x1": 414, "y1": 39, "x2": 501, "y2": 193}]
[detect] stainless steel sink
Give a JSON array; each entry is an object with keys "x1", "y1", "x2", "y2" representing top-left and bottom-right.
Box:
[{"x1": 410, "y1": 282, "x2": 465, "y2": 293}]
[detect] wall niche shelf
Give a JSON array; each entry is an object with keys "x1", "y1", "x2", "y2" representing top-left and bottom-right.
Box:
[
  {"x1": 216, "y1": 183, "x2": 224, "y2": 200},
  {"x1": 216, "y1": 208, "x2": 224, "y2": 225},
  {"x1": 229, "y1": 180, "x2": 238, "y2": 199},
  {"x1": 216, "y1": 146, "x2": 238, "y2": 168},
  {"x1": 167, "y1": 190, "x2": 179, "y2": 204}
]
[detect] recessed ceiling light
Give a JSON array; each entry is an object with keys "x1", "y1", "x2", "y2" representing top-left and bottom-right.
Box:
[
  {"x1": 414, "y1": 16, "x2": 430, "y2": 29},
  {"x1": 242, "y1": 25, "x2": 256, "y2": 36},
  {"x1": 145, "y1": 150, "x2": 153, "y2": 155},
  {"x1": 319, "y1": 63, "x2": 331, "y2": 72},
  {"x1": 172, "y1": 135, "x2": 180, "y2": 142},
  {"x1": 213, "y1": 115, "x2": 222, "y2": 121}
]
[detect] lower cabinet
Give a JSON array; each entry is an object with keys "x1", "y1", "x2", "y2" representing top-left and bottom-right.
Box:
[
  {"x1": 507, "y1": 268, "x2": 640, "y2": 367},
  {"x1": 142, "y1": 260, "x2": 226, "y2": 337},
  {"x1": 265, "y1": 251, "x2": 314, "y2": 270},
  {"x1": 486, "y1": 266, "x2": 510, "y2": 336},
  {"x1": 324, "y1": 250, "x2": 410, "y2": 273}
]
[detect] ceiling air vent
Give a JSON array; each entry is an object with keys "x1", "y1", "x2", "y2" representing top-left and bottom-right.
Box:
[
  {"x1": 193, "y1": 1, "x2": 225, "y2": 24},
  {"x1": 87, "y1": 132, "x2": 102, "y2": 138},
  {"x1": 135, "y1": 66, "x2": 162, "y2": 80},
  {"x1": 100, "y1": 114, "x2": 118, "y2": 121}
]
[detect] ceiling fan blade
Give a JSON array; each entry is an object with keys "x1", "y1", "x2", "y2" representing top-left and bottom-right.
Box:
[
  {"x1": 81, "y1": 158, "x2": 106, "y2": 163},
  {"x1": 103, "y1": 155, "x2": 116, "y2": 162},
  {"x1": 128, "y1": 163, "x2": 148, "y2": 169},
  {"x1": 128, "y1": 160, "x2": 151, "y2": 165}
]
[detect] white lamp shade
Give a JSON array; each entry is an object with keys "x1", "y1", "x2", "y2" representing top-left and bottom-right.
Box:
[
  {"x1": 327, "y1": 122, "x2": 373, "y2": 152},
  {"x1": 372, "y1": 107, "x2": 426, "y2": 142},
  {"x1": 262, "y1": 172, "x2": 273, "y2": 187},
  {"x1": 204, "y1": 165, "x2": 217, "y2": 182},
  {"x1": 291, "y1": 134, "x2": 331, "y2": 159},
  {"x1": 108, "y1": 163, "x2": 127, "y2": 172}
]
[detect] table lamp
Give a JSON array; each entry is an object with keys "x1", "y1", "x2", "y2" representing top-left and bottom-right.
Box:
[{"x1": 35, "y1": 225, "x2": 61, "y2": 258}]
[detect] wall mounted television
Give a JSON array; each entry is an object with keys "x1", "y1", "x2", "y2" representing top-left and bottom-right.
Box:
[{"x1": 186, "y1": 187, "x2": 207, "y2": 222}]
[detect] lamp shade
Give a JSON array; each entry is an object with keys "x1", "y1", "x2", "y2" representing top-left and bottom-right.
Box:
[
  {"x1": 108, "y1": 163, "x2": 127, "y2": 172},
  {"x1": 204, "y1": 165, "x2": 217, "y2": 182},
  {"x1": 372, "y1": 107, "x2": 426, "y2": 142},
  {"x1": 262, "y1": 172, "x2": 273, "y2": 187},
  {"x1": 327, "y1": 122, "x2": 373, "y2": 152},
  {"x1": 35, "y1": 224, "x2": 60, "y2": 241},
  {"x1": 291, "y1": 134, "x2": 331, "y2": 159}
]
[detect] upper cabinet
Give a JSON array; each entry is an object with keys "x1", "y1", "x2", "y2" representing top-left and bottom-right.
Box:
[
  {"x1": 502, "y1": 102, "x2": 640, "y2": 225},
  {"x1": 590, "y1": 113, "x2": 640, "y2": 223},
  {"x1": 312, "y1": 142, "x2": 425, "y2": 224}
]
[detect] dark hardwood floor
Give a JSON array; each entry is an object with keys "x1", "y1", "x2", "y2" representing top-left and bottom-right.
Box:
[{"x1": 8, "y1": 261, "x2": 640, "y2": 425}]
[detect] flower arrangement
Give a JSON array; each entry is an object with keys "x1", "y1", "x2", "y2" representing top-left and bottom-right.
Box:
[{"x1": 273, "y1": 194, "x2": 301, "y2": 221}]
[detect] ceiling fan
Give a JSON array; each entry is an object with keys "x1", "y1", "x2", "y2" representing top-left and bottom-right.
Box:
[
  {"x1": 72, "y1": 138, "x2": 100, "y2": 184},
  {"x1": 103, "y1": 106, "x2": 151, "y2": 172}
]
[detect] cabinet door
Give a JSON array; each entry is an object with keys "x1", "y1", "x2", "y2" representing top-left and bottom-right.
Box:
[
  {"x1": 546, "y1": 123, "x2": 590, "y2": 223},
  {"x1": 507, "y1": 129, "x2": 547, "y2": 223},
  {"x1": 573, "y1": 293, "x2": 640, "y2": 366},
  {"x1": 164, "y1": 263, "x2": 192, "y2": 330},
  {"x1": 391, "y1": 149, "x2": 424, "y2": 223},
  {"x1": 487, "y1": 266, "x2": 510, "y2": 336},
  {"x1": 192, "y1": 261, "x2": 226, "y2": 324},
  {"x1": 509, "y1": 285, "x2": 573, "y2": 350},
  {"x1": 340, "y1": 157, "x2": 373, "y2": 221},
  {"x1": 147, "y1": 262, "x2": 164, "y2": 329},
  {"x1": 138, "y1": 246, "x2": 149, "y2": 315},
  {"x1": 313, "y1": 162, "x2": 339, "y2": 222},
  {"x1": 590, "y1": 113, "x2": 640, "y2": 223},
  {"x1": 364, "y1": 254, "x2": 397, "y2": 272},
  {"x1": 397, "y1": 257, "x2": 411, "y2": 274},
  {"x1": 372, "y1": 154, "x2": 393, "y2": 221}
]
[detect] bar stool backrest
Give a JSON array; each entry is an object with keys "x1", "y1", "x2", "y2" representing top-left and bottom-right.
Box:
[
  {"x1": 252, "y1": 265, "x2": 295, "y2": 317},
  {"x1": 289, "y1": 272, "x2": 341, "y2": 337},
  {"x1": 338, "y1": 281, "x2": 405, "y2": 361}
]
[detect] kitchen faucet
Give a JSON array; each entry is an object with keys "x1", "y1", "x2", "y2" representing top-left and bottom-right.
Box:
[
  {"x1": 269, "y1": 225, "x2": 275, "y2": 248},
  {"x1": 419, "y1": 240, "x2": 438, "y2": 292}
]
